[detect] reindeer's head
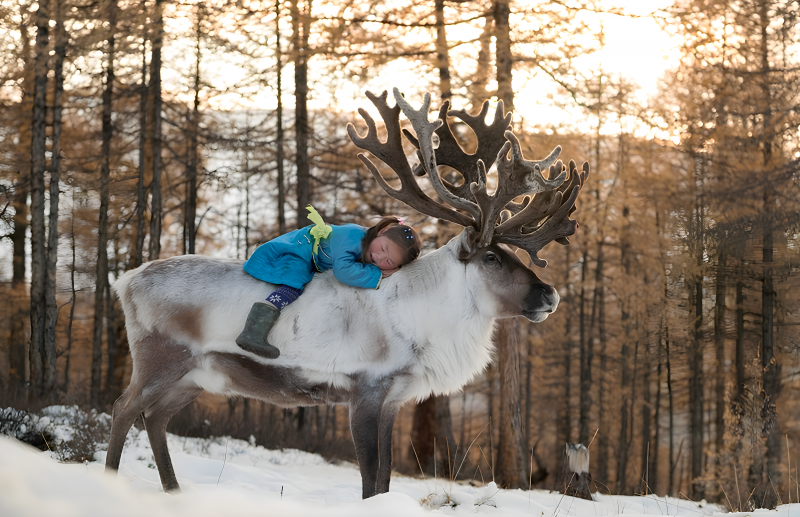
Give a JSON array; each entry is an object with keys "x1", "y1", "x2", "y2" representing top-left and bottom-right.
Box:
[{"x1": 347, "y1": 89, "x2": 589, "y2": 323}]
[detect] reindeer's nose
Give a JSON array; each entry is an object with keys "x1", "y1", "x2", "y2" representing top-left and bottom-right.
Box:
[{"x1": 526, "y1": 283, "x2": 559, "y2": 313}]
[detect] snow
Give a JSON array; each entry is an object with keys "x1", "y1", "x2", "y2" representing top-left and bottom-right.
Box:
[{"x1": 1, "y1": 407, "x2": 798, "y2": 516}]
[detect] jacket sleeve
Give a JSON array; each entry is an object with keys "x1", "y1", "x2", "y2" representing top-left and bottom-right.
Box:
[{"x1": 330, "y1": 227, "x2": 382, "y2": 289}]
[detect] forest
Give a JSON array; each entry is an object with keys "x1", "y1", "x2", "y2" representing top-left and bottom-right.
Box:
[{"x1": 1, "y1": 0, "x2": 799, "y2": 510}]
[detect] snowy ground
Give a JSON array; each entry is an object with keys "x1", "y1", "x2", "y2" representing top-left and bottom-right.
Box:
[{"x1": 0, "y1": 406, "x2": 796, "y2": 517}]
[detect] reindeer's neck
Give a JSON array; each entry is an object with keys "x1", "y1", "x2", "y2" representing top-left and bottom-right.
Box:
[{"x1": 389, "y1": 243, "x2": 496, "y2": 401}]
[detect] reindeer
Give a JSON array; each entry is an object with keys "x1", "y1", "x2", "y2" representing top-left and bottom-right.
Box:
[{"x1": 105, "y1": 89, "x2": 589, "y2": 498}]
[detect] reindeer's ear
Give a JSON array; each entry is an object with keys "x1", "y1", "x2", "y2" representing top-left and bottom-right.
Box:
[{"x1": 455, "y1": 226, "x2": 479, "y2": 262}]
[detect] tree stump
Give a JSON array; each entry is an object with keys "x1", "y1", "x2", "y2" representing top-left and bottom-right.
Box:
[{"x1": 561, "y1": 443, "x2": 593, "y2": 500}]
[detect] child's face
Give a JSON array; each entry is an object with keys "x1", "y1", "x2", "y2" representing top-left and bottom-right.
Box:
[{"x1": 366, "y1": 235, "x2": 405, "y2": 271}]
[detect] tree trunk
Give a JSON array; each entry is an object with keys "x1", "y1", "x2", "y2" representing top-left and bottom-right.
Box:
[
  {"x1": 10, "y1": 4, "x2": 35, "y2": 397},
  {"x1": 714, "y1": 244, "x2": 727, "y2": 453},
  {"x1": 496, "y1": 319, "x2": 526, "y2": 488},
  {"x1": 292, "y1": 0, "x2": 310, "y2": 229},
  {"x1": 244, "y1": 153, "x2": 251, "y2": 258},
  {"x1": 595, "y1": 274, "x2": 609, "y2": 487},
  {"x1": 666, "y1": 323, "x2": 676, "y2": 496},
  {"x1": 557, "y1": 245, "x2": 572, "y2": 452},
  {"x1": 63, "y1": 198, "x2": 76, "y2": 390},
  {"x1": 148, "y1": 0, "x2": 164, "y2": 260},
  {"x1": 184, "y1": 5, "x2": 201, "y2": 255},
  {"x1": 11, "y1": 177, "x2": 29, "y2": 288},
  {"x1": 409, "y1": 394, "x2": 456, "y2": 477},
  {"x1": 735, "y1": 281, "x2": 744, "y2": 401},
  {"x1": 757, "y1": 1, "x2": 780, "y2": 505},
  {"x1": 616, "y1": 341, "x2": 630, "y2": 494},
  {"x1": 275, "y1": 0, "x2": 286, "y2": 234},
  {"x1": 494, "y1": 0, "x2": 512, "y2": 112},
  {"x1": 640, "y1": 340, "x2": 652, "y2": 494},
  {"x1": 524, "y1": 325, "x2": 533, "y2": 452},
  {"x1": 651, "y1": 353, "x2": 661, "y2": 493},
  {"x1": 29, "y1": 0, "x2": 50, "y2": 395},
  {"x1": 616, "y1": 205, "x2": 633, "y2": 494},
  {"x1": 689, "y1": 274, "x2": 704, "y2": 499},
  {"x1": 470, "y1": 11, "x2": 493, "y2": 110},
  {"x1": 689, "y1": 155, "x2": 705, "y2": 500},
  {"x1": 132, "y1": 17, "x2": 148, "y2": 269},
  {"x1": 10, "y1": 172, "x2": 29, "y2": 390},
  {"x1": 12, "y1": 14, "x2": 32, "y2": 290},
  {"x1": 44, "y1": 0, "x2": 66, "y2": 393},
  {"x1": 92, "y1": 3, "x2": 116, "y2": 407},
  {"x1": 761, "y1": 224, "x2": 780, "y2": 500},
  {"x1": 578, "y1": 250, "x2": 592, "y2": 444},
  {"x1": 434, "y1": 0, "x2": 451, "y2": 101}
]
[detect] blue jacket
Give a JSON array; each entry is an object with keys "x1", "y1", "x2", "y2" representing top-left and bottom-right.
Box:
[{"x1": 243, "y1": 224, "x2": 382, "y2": 290}]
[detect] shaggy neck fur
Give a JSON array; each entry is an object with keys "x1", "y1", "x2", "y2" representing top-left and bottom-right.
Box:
[{"x1": 367, "y1": 236, "x2": 497, "y2": 402}]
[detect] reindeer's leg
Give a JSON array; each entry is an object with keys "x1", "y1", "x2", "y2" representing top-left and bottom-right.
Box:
[
  {"x1": 105, "y1": 331, "x2": 199, "y2": 491},
  {"x1": 105, "y1": 387, "x2": 145, "y2": 473},
  {"x1": 349, "y1": 392, "x2": 384, "y2": 499},
  {"x1": 142, "y1": 412, "x2": 181, "y2": 493},
  {"x1": 376, "y1": 402, "x2": 400, "y2": 495},
  {"x1": 142, "y1": 385, "x2": 203, "y2": 494}
]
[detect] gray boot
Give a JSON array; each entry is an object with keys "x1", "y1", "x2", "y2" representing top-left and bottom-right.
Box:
[{"x1": 235, "y1": 302, "x2": 281, "y2": 359}]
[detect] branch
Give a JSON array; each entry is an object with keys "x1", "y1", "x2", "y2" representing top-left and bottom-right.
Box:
[{"x1": 313, "y1": 11, "x2": 491, "y2": 29}]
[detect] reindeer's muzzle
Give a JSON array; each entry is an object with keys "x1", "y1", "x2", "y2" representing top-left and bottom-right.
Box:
[{"x1": 522, "y1": 283, "x2": 560, "y2": 322}]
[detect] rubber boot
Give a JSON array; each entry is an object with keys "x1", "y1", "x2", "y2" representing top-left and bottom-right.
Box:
[{"x1": 235, "y1": 302, "x2": 281, "y2": 359}]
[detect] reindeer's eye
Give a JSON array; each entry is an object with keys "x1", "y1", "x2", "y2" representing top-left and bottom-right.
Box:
[{"x1": 482, "y1": 251, "x2": 501, "y2": 267}]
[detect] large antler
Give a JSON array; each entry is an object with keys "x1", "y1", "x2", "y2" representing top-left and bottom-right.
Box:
[
  {"x1": 492, "y1": 159, "x2": 589, "y2": 267},
  {"x1": 346, "y1": 91, "x2": 474, "y2": 227},
  {"x1": 402, "y1": 99, "x2": 512, "y2": 203},
  {"x1": 348, "y1": 90, "x2": 589, "y2": 267},
  {"x1": 470, "y1": 132, "x2": 565, "y2": 249}
]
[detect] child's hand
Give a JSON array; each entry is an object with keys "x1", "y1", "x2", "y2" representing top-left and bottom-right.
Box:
[{"x1": 381, "y1": 267, "x2": 399, "y2": 278}]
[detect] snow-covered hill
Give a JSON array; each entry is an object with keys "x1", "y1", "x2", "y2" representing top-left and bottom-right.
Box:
[{"x1": 0, "y1": 406, "x2": 792, "y2": 516}]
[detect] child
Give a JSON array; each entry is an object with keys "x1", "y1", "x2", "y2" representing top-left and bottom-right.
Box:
[{"x1": 236, "y1": 206, "x2": 422, "y2": 359}]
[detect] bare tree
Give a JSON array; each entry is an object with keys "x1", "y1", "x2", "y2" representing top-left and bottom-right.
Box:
[
  {"x1": 275, "y1": 0, "x2": 286, "y2": 234},
  {"x1": 29, "y1": 0, "x2": 50, "y2": 394},
  {"x1": 183, "y1": 4, "x2": 202, "y2": 255},
  {"x1": 148, "y1": 0, "x2": 164, "y2": 260},
  {"x1": 292, "y1": 0, "x2": 311, "y2": 229},
  {"x1": 44, "y1": 0, "x2": 67, "y2": 393},
  {"x1": 92, "y1": 0, "x2": 117, "y2": 406}
]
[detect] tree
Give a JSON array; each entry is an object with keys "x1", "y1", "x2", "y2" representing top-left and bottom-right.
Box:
[
  {"x1": 44, "y1": 0, "x2": 67, "y2": 395},
  {"x1": 183, "y1": 3, "x2": 203, "y2": 255},
  {"x1": 148, "y1": 0, "x2": 164, "y2": 260},
  {"x1": 29, "y1": 0, "x2": 50, "y2": 394},
  {"x1": 92, "y1": 0, "x2": 117, "y2": 407},
  {"x1": 291, "y1": 0, "x2": 311, "y2": 229},
  {"x1": 131, "y1": 4, "x2": 148, "y2": 269}
]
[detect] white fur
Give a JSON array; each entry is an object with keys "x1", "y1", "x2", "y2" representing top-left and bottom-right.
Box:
[
  {"x1": 115, "y1": 231, "x2": 529, "y2": 405},
  {"x1": 182, "y1": 365, "x2": 229, "y2": 395}
]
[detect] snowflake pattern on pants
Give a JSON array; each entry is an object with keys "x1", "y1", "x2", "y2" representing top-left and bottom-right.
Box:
[{"x1": 266, "y1": 285, "x2": 303, "y2": 310}]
